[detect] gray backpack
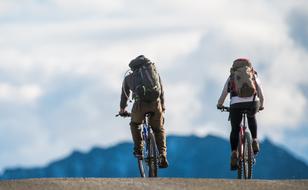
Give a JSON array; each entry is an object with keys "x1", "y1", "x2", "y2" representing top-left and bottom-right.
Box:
[{"x1": 129, "y1": 56, "x2": 161, "y2": 102}]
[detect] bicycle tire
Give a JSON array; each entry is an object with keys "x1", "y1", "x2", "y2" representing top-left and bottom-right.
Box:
[
  {"x1": 148, "y1": 132, "x2": 158, "y2": 177},
  {"x1": 244, "y1": 131, "x2": 253, "y2": 179},
  {"x1": 237, "y1": 137, "x2": 243, "y2": 179},
  {"x1": 137, "y1": 158, "x2": 146, "y2": 178},
  {"x1": 140, "y1": 139, "x2": 151, "y2": 177}
]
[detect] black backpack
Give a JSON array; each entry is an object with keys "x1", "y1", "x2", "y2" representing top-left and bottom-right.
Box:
[{"x1": 129, "y1": 56, "x2": 161, "y2": 102}]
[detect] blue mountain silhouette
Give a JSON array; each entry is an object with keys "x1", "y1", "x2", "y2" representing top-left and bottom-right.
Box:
[{"x1": 1, "y1": 135, "x2": 307, "y2": 179}]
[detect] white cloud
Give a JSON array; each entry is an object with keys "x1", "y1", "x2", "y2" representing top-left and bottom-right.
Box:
[
  {"x1": 165, "y1": 82, "x2": 202, "y2": 134},
  {"x1": 194, "y1": 122, "x2": 229, "y2": 139},
  {"x1": 0, "y1": 0, "x2": 307, "y2": 171},
  {"x1": 0, "y1": 83, "x2": 43, "y2": 104},
  {"x1": 261, "y1": 84, "x2": 306, "y2": 127},
  {"x1": 53, "y1": 0, "x2": 123, "y2": 13}
]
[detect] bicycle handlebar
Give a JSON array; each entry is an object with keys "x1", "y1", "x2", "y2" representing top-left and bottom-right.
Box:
[
  {"x1": 218, "y1": 106, "x2": 264, "y2": 112},
  {"x1": 218, "y1": 106, "x2": 230, "y2": 112},
  {"x1": 115, "y1": 112, "x2": 153, "y2": 118}
]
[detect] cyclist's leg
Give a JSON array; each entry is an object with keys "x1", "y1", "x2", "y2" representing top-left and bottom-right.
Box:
[
  {"x1": 247, "y1": 101, "x2": 260, "y2": 153},
  {"x1": 247, "y1": 101, "x2": 259, "y2": 139},
  {"x1": 229, "y1": 105, "x2": 242, "y2": 151},
  {"x1": 148, "y1": 100, "x2": 166, "y2": 156},
  {"x1": 247, "y1": 115, "x2": 257, "y2": 139},
  {"x1": 130, "y1": 101, "x2": 145, "y2": 156},
  {"x1": 229, "y1": 105, "x2": 243, "y2": 170},
  {"x1": 148, "y1": 100, "x2": 168, "y2": 168}
]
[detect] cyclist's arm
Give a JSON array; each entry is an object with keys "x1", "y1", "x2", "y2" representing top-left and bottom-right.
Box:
[
  {"x1": 255, "y1": 77, "x2": 264, "y2": 108},
  {"x1": 217, "y1": 78, "x2": 229, "y2": 106},
  {"x1": 120, "y1": 77, "x2": 131, "y2": 110},
  {"x1": 159, "y1": 75, "x2": 165, "y2": 111}
]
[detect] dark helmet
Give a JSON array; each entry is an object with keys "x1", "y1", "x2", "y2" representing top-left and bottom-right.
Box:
[{"x1": 129, "y1": 55, "x2": 150, "y2": 70}]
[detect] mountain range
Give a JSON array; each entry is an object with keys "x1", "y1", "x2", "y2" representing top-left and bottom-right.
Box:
[{"x1": 1, "y1": 135, "x2": 308, "y2": 179}]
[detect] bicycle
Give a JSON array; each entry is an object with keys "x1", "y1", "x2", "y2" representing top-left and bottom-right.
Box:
[
  {"x1": 116, "y1": 112, "x2": 159, "y2": 177},
  {"x1": 218, "y1": 106, "x2": 256, "y2": 179}
]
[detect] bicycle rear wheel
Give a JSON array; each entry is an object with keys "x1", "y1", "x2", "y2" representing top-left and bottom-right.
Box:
[
  {"x1": 148, "y1": 132, "x2": 158, "y2": 177},
  {"x1": 137, "y1": 158, "x2": 146, "y2": 178},
  {"x1": 243, "y1": 131, "x2": 253, "y2": 179},
  {"x1": 237, "y1": 139, "x2": 243, "y2": 179}
]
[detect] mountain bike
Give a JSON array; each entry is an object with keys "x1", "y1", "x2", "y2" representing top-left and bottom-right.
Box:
[
  {"x1": 219, "y1": 106, "x2": 255, "y2": 179},
  {"x1": 116, "y1": 112, "x2": 159, "y2": 177}
]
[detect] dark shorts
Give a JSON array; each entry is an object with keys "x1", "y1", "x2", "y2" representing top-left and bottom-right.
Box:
[{"x1": 230, "y1": 101, "x2": 260, "y2": 117}]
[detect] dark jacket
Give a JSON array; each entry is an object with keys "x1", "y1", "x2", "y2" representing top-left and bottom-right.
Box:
[{"x1": 120, "y1": 72, "x2": 165, "y2": 110}]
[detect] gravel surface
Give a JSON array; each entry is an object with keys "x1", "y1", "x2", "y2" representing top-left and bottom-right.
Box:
[{"x1": 0, "y1": 178, "x2": 307, "y2": 190}]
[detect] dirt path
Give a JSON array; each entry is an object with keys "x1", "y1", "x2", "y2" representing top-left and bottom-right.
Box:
[{"x1": 0, "y1": 178, "x2": 307, "y2": 190}]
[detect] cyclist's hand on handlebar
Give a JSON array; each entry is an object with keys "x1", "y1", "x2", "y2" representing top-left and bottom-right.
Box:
[
  {"x1": 217, "y1": 104, "x2": 223, "y2": 110},
  {"x1": 259, "y1": 106, "x2": 264, "y2": 111},
  {"x1": 217, "y1": 105, "x2": 229, "y2": 112},
  {"x1": 117, "y1": 108, "x2": 130, "y2": 117},
  {"x1": 119, "y1": 108, "x2": 126, "y2": 115}
]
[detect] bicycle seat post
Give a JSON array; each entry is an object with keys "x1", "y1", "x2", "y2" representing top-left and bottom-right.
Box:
[{"x1": 242, "y1": 109, "x2": 250, "y2": 130}]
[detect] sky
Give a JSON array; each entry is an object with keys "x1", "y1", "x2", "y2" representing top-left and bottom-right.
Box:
[{"x1": 0, "y1": 0, "x2": 307, "y2": 172}]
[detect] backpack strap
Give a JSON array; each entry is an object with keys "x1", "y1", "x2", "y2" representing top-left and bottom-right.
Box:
[{"x1": 122, "y1": 69, "x2": 133, "y2": 103}]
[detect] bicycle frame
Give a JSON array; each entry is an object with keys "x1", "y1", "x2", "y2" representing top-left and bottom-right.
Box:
[
  {"x1": 142, "y1": 116, "x2": 150, "y2": 146},
  {"x1": 238, "y1": 113, "x2": 247, "y2": 159}
]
